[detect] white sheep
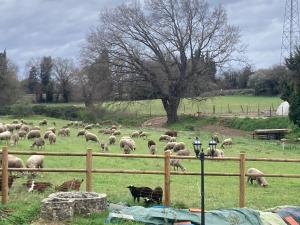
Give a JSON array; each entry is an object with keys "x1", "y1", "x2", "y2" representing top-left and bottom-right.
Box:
[
  {"x1": 108, "y1": 135, "x2": 117, "y2": 145},
  {"x1": 221, "y1": 138, "x2": 233, "y2": 149},
  {"x1": 170, "y1": 159, "x2": 186, "y2": 171},
  {"x1": 149, "y1": 145, "x2": 156, "y2": 155},
  {"x1": 176, "y1": 149, "x2": 191, "y2": 156},
  {"x1": 164, "y1": 142, "x2": 177, "y2": 151},
  {"x1": 206, "y1": 148, "x2": 224, "y2": 158},
  {"x1": 173, "y1": 142, "x2": 186, "y2": 152},
  {"x1": 159, "y1": 135, "x2": 171, "y2": 142},
  {"x1": 48, "y1": 132, "x2": 56, "y2": 144}
]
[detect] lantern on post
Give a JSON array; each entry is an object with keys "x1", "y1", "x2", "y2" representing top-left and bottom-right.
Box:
[
  {"x1": 208, "y1": 138, "x2": 217, "y2": 157},
  {"x1": 193, "y1": 136, "x2": 202, "y2": 158}
]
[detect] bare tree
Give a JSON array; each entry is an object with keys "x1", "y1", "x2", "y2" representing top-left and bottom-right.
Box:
[
  {"x1": 84, "y1": 0, "x2": 242, "y2": 122},
  {"x1": 53, "y1": 58, "x2": 75, "y2": 102}
]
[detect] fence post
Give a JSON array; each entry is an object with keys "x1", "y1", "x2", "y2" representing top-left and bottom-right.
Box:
[
  {"x1": 86, "y1": 149, "x2": 93, "y2": 192},
  {"x1": 1, "y1": 146, "x2": 9, "y2": 205},
  {"x1": 213, "y1": 105, "x2": 215, "y2": 114},
  {"x1": 164, "y1": 150, "x2": 171, "y2": 206},
  {"x1": 239, "y1": 152, "x2": 246, "y2": 208}
]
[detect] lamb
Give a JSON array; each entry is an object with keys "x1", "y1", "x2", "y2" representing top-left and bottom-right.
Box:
[
  {"x1": 64, "y1": 128, "x2": 70, "y2": 136},
  {"x1": 159, "y1": 135, "x2": 171, "y2": 142},
  {"x1": 170, "y1": 159, "x2": 186, "y2": 171},
  {"x1": 127, "y1": 185, "x2": 153, "y2": 202},
  {"x1": 48, "y1": 132, "x2": 56, "y2": 144},
  {"x1": 85, "y1": 132, "x2": 99, "y2": 143},
  {"x1": 247, "y1": 168, "x2": 268, "y2": 187},
  {"x1": 147, "y1": 140, "x2": 156, "y2": 148},
  {"x1": 149, "y1": 145, "x2": 156, "y2": 155},
  {"x1": 27, "y1": 130, "x2": 41, "y2": 139},
  {"x1": 44, "y1": 130, "x2": 52, "y2": 139},
  {"x1": 108, "y1": 135, "x2": 117, "y2": 145},
  {"x1": 173, "y1": 142, "x2": 186, "y2": 152},
  {"x1": 151, "y1": 186, "x2": 163, "y2": 203},
  {"x1": 0, "y1": 131, "x2": 12, "y2": 142},
  {"x1": 221, "y1": 138, "x2": 233, "y2": 149},
  {"x1": 206, "y1": 148, "x2": 224, "y2": 158},
  {"x1": 55, "y1": 179, "x2": 84, "y2": 191},
  {"x1": 77, "y1": 130, "x2": 86, "y2": 136},
  {"x1": 18, "y1": 130, "x2": 27, "y2": 139},
  {"x1": 165, "y1": 130, "x2": 177, "y2": 137},
  {"x1": 164, "y1": 142, "x2": 177, "y2": 151},
  {"x1": 10, "y1": 133, "x2": 19, "y2": 146},
  {"x1": 176, "y1": 149, "x2": 191, "y2": 156},
  {"x1": 30, "y1": 137, "x2": 45, "y2": 149},
  {"x1": 100, "y1": 142, "x2": 109, "y2": 152}
]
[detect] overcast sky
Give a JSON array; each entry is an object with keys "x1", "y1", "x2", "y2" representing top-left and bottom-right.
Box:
[{"x1": 0, "y1": 0, "x2": 287, "y2": 78}]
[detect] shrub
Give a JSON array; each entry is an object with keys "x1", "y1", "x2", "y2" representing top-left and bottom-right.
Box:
[{"x1": 10, "y1": 103, "x2": 33, "y2": 117}]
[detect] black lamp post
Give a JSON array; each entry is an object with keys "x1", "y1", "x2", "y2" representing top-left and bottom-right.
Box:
[
  {"x1": 208, "y1": 138, "x2": 217, "y2": 157},
  {"x1": 193, "y1": 137, "x2": 205, "y2": 225}
]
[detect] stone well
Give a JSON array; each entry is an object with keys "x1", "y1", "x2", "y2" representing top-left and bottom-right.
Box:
[{"x1": 40, "y1": 192, "x2": 107, "y2": 221}]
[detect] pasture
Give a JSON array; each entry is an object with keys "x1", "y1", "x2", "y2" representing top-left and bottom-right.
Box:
[{"x1": 1, "y1": 115, "x2": 300, "y2": 224}]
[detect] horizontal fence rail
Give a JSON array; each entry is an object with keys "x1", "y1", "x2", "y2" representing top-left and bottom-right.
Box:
[{"x1": 1, "y1": 147, "x2": 300, "y2": 207}]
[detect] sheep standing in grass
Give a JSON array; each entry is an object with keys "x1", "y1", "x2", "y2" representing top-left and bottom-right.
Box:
[
  {"x1": 0, "y1": 131, "x2": 12, "y2": 144},
  {"x1": 27, "y1": 130, "x2": 41, "y2": 139},
  {"x1": 247, "y1": 168, "x2": 268, "y2": 187},
  {"x1": 31, "y1": 138, "x2": 45, "y2": 149},
  {"x1": 10, "y1": 133, "x2": 19, "y2": 146},
  {"x1": 169, "y1": 137, "x2": 176, "y2": 142},
  {"x1": 176, "y1": 149, "x2": 191, "y2": 156},
  {"x1": 149, "y1": 145, "x2": 156, "y2": 155},
  {"x1": 159, "y1": 135, "x2": 171, "y2": 142},
  {"x1": 221, "y1": 138, "x2": 233, "y2": 149},
  {"x1": 164, "y1": 142, "x2": 177, "y2": 151},
  {"x1": 147, "y1": 140, "x2": 156, "y2": 148},
  {"x1": 108, "y1": 135, "x2": 116, "y2": 145},
  {"x1": 48, "y1": 132, "x2": 56, "y2": 144},
  {"x1": 131, "y1": 131, "x2": 140, "y2": 138},
  {"x1": 39, "y1": 119, "x2": 47, "y2": 126},
  {"x1": 26, "y1": 155, "x2": 44, "y2": 169},
  {"x1": 20, "y1": 124, "x2": 30, "y2": 132},
  {"x1": 165, "y1": 130, "x2": 177, "y2": 137},
  {"x1": 64, "y1": 128, "x2": 70, "y2": 136},
  {"x1": 170, "y1": 159, "x2": 186, "y2": 171},
  {"x1": 206, "y1": 148, "x2": 224, "y2": 158},
  {"x1": 120, "y1": 137, "x2": 136, "y2": 151},
  {"x1": 100, "y1": 142, "x2": 109, "y2": 152},
  {"x1": 173, "y1": 142, "x2": 186, "y2": 152},
  {"x1": 7, "y1": 154, "x2": 24, "y2": 170},
  {"x1": 47, "y1": 127, "x2": 56, "y2": 133},
  {"x1": 44, "y1": 130, "x2": 52, "y2": 139},
  {"x1": 139, "y1": 132, "x2": 148, "y2": 139},
  {"x1": 113, "y1": 130, "x2": 121, "y2": 136},
  {"x1": 85, "y1": 132, "x2": 99, "y2": 143},
  {"x1": 77, "y1": 130, "x2": 86, "y2": 137},
  {"x1": 127, "y1": 185, "x2": 153, "y2": 202},
  {"x1": 18, "y1": 130, "x2": 27, "y2": 139}
]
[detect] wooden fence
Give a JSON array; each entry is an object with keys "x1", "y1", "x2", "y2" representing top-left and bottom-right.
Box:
[{"x1": 1, "y1": 147, "x2": 300, "y2": 207}]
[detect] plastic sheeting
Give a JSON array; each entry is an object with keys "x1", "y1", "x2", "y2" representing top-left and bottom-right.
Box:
[
  {"x1": 107, "y1": 206, "x2": 263, "y2": 225},
  {"x1": 276, "y1": 101, "x2": 289, "y2": 116}
]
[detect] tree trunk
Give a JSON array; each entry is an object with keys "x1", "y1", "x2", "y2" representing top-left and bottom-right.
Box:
[
  {"x1": 84, "y1": 93, "x2": 95, "y2": 109},
  {"x1": 161, "y1": 97, "x2": 180, "y2": 123}
]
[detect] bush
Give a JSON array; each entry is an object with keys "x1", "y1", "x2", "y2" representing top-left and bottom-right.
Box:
[
  {"x1": 10, "y1": 103, "x2": 33, "y2": 117},
  {"x1": 32, "y1": 105, "x2": 82, "y2": 120}
]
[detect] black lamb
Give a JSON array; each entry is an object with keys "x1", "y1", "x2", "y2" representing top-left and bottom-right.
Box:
[
  {"x1": 151, "y1": 186, "x2": 163, "y2": 203},
  {"x1": 127, "y1": 185, "x2": 153, "y2": 202}
]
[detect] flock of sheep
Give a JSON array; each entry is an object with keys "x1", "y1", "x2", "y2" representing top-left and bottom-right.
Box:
[{"x1": 0, "y1": 117, "x2": 268, "y2": 199}]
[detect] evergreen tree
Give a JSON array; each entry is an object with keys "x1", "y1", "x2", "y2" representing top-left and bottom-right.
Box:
[{"x1": 40, "y1": 56, "x2": 53, "y2": 102}]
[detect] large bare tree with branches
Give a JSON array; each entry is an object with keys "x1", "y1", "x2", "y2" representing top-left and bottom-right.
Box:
[{"x1": 83, "y1": 0, "x2": 242, "y2": 123}]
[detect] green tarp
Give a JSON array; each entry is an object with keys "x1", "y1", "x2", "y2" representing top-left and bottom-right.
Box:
[{"x1": 107, "y1": 206, "x2": 264, "y2": 225}]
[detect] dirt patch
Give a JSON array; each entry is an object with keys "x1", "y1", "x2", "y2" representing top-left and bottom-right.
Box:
[
  {"x1": 142, "y1": 116, "x2": 167, "y2": 128},
  {"x1": 202, "y1": 124, "x2": 250, "y2": 138}
]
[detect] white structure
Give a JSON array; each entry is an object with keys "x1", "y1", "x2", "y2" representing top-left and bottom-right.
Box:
[{"x1": 276, "y1": 101, "x2": 289, "y2": 116}]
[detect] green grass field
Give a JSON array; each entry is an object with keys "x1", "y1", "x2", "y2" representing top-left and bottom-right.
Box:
[
  {"x1": 0, "y1": 114, "x2": 299, "y2": 224},
  {"x1": 103, "y1": 95, "x2": 282, "y2": 116}
]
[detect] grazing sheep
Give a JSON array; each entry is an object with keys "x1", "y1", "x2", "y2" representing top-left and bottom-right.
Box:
[
  {"x1": 151, "y1": 186, "x2": 163, "y2": 203},
  {"x1": 164, "y1": 142, "x2": 177, "y2": 151},
  {"x1": 139, "y1": 132, "x2": 148, "y2": 138},
  {"x1": 247, "y1": 168, "x2": 268, "y2": 187},
  {"x1": 77, "y1": 130, "x2": 86, "y2": 136},
  {"x1": 165, "y1": 130, "x2": 177, "y2": 137},
  {"x1": 58, "y1": 128, "x2": 67, "y2": 136},
  {"x1": 173, "y1": 142, "x2": 186, "y2": 152},
  {"x1": 221, "y1": 138, "x2": 233, "y2": 149},
  {"x1": 159, "y1": 135, "x2": 171, "y2": 142},
  {"x1": 12, "y1": 119, "x2": 19, "y2": 124},
  {"x1": 127, "y1": 185, "x2": 153, "y2": 202},
  {"x1": 123, "y1": 144, "x2": 132, "y2": 154},
  {"x1": 48, "y1": 132, "x2": 56, "y2": 144},
  {"x1": 6, "y1": 124, "x2": 15, "y2": 132},
  {"x1": 10, "y1": 133, "x2": 19, "y2": 146},
  {"x1": 212, "y1": 134, "x2": 220, "y2": 143},
  {"x1": 169, "y1": 137, "x2": 176, "y2": 142},
  {"x1": 26, "y1": 155, "x2": 44, "y2": 169},
  {"x1": 147, "y1": 140, "x2": 156, "y2": 148},
  {"x1": 47, "y1": 127, "x2": 56, "y2": 133},
  {"x1": 27, "y1": 130, "x2": 41, "y2": 139},
  {"x1": 85, "y1": 132, "x2": 99, "y2": 143},
  {"x1": 39, "y1": 119, "x2": 47, "y2": 126},
  {"x1": 176, "y1": 149, "x2": 191, "y2": 156},
  {"x1": 131, "y1": 131, "x2": 140, "y2": 138},
  {"x1": 55, "y1": 179, "x2": 84, "y2": 191},
  {"x1": 100, "y1": 142, "x2": 109, "y2": 152},
  {"x1": 7, "y1": 154, "x2": 25, "y2": 170},
  {"x1": 20, "y1": 124, "x2": 30, "y2": 132},
  {"x1": 44, "y1": 130, "x2": 52, "y2": 139},
  {"x1": 0, "y1": 124, "x2": 7, "y2": 133},
  {"x1": 111, "y1": 125, "x2": 118, "y2": 130},
  {"x1": 149, "y1": 145, "x2": 156, "y2": 155},
  {"x1": 120, "y1": 138, "x2": 136, "y2": 151},
  {"x1": 113, "y1": 130, "x2": 121, "y2": 136},
  {"x1": 206, "y1": 148, "x2": 224, "y2": 158},
  {"x1": 18, "y1": 130, "x2": 27, "y2": 139},
  {"x1": 31, "y1": 137, "x2": 45, "y2": 149},
  {"x1": 64, "y1": 128, "x2": 70, "y2": 136},
  {"x1": 30, "y1": 126, "x2": 41, "y2": 131},
  {"x1": 170, "y1": 159, "x2": 186, "y2": 171},
  {"x1": 84, "y1": 124, "x2": 93, "y2": 130},
  {"x1": 103, "y1": 129, "x2": 113, "y2": 135},
  {"x1": 0, "y1": 131, "x2": 12, "y2": 142},
  {"x1": 108, "y1": 135, "x2": 116, "y2": 145}
]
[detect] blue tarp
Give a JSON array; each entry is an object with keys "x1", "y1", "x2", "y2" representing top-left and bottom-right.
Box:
[{"x1": 107, "y1": 206, "x2": 263, "y2": 225}]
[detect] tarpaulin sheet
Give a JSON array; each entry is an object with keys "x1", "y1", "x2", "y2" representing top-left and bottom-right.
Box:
[{"x1": 106, "y1": 206, "x2": 263, "y2": 225}]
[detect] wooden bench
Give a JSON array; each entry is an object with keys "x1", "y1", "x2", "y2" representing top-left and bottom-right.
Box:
[{"x1": 252, "y1": 129, "x2": 290, "y2": 140}]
